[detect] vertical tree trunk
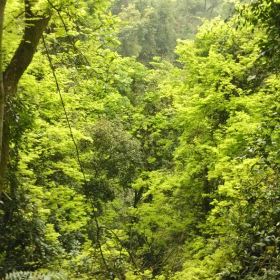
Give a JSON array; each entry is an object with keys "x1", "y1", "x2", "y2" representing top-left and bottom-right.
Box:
[{"x1": 0, "y1": 0, "x2": 7, "y2": 196}]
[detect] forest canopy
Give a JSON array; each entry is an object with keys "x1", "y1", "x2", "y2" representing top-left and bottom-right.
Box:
[{"x1": 0, "y1": 0, "x2": 279, "y2": 279}]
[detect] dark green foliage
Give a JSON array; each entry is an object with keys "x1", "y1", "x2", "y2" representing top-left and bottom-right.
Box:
[{"x1": 243, "y1": 0, "x2": 280, "y2": 77}]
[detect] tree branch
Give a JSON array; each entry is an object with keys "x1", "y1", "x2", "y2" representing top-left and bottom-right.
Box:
[
  {"x1": 3, "y1": 0, "x2": 50, "y2": 95},
  {"x1": 0, "y1": 0, "x2": 51, "y2": 194}
]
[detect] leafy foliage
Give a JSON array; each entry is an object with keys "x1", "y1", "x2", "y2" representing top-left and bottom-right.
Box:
[
  {"x1": 112, "y1": 0, "x2": 236, "y2": 63},
  {"x1": 1, "y1": 0, "x2": 280, "y2": 279}
]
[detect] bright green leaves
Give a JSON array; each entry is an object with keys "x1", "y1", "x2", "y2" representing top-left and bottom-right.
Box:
[
  {"x1": 2, "y1": 0, "x2": 280, "y2": 278},
  {"x1": 130, "y1": 15, "x2": 280, "y2": 279}
]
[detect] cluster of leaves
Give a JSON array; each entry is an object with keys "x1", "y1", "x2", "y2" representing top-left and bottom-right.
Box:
[
  {"x1": 239, "y1": 0, "x2": 280, "y2": 71},
  {"x1": 3, "y1": 270, "x2": 66, "y2": 280}
]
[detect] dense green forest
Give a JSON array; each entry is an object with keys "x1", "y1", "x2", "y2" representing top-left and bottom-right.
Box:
[{"x1": 0, "y1": 0, "x2": 279, "y2": 279}]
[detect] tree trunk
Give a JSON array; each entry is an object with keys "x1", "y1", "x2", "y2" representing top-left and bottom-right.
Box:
[
  {"x1": 0, "y1": 0, "x2": 7, "y2": 196},
  {"x1": 0, "y1": 0, "x2": 50, "y2": 195}
]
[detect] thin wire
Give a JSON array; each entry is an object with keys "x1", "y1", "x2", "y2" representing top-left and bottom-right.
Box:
[
  {"x1": 42, "y1": 34, "x2": 111, "y2": 277},
  {"x1": 42, "y1": 35, "x2": 85, "y2": 179}
]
